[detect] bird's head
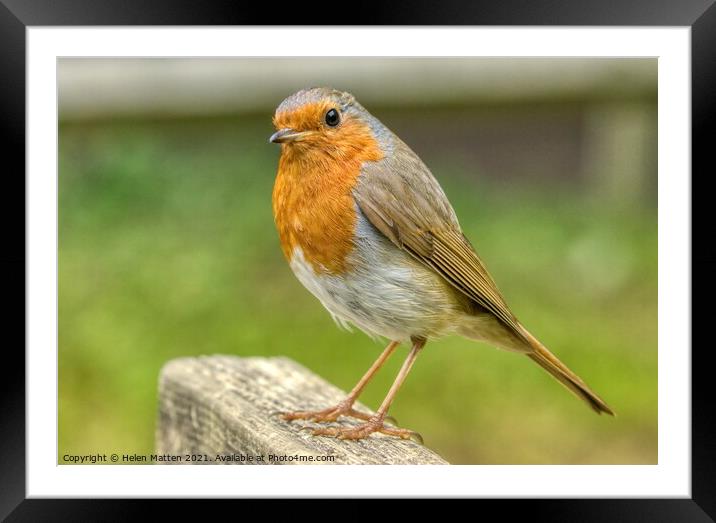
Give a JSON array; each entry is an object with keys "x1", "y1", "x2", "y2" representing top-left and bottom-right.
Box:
[{"x1": 270, "y1": 87, "x2": 385, "y2": 162}]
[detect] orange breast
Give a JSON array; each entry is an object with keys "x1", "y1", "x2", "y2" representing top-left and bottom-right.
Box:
[{"x1": 272, "y1": 136, "x2": 383, "y2": 275}]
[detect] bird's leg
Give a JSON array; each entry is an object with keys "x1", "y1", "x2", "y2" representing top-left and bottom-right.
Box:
[
  {"x1": 310, "y1": 337, "x2": 426, "y2": 441},
  {"x1": 280, "y1": 340, "x2": 400, "y2": 423}
]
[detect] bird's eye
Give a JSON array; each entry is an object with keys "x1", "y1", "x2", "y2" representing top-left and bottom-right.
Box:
[{"x1": 325, "y1": 108, "x2": 340, "y2": 127}]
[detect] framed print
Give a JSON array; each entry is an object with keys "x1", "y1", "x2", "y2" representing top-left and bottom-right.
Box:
[{"x1": 3, "y1": 0, "x2": 714, "y2": 519}]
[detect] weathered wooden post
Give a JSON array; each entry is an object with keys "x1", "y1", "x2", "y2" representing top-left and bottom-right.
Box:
[{"x1": 156, "y1": 355, "x2": 448, "y2": 465}]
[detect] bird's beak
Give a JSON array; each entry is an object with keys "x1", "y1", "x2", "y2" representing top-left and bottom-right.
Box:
[{"x1": 269, "y1": 128, "x2": 313, "y2": 144}]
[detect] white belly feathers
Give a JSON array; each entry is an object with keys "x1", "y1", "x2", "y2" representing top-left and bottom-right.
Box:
[{"x1": 289, "y1": 208, "x2": 462, "y2": 342}]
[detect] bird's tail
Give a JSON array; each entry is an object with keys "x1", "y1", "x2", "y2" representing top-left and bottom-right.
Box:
[{"x1": 520, "y1": 328, "x2": 615, "y2": 416}]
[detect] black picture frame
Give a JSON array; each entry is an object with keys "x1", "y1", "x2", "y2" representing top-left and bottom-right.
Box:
[{"x1": 2, "y1": 0, "x2": 713, "y2": 519}]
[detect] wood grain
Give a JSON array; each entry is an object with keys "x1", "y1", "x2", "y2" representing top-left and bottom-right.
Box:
[{"x1": 156, "y1": 355, "x2": 448, "y2": 465}]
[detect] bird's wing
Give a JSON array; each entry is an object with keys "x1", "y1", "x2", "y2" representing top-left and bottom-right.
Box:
[{"x1": 353, "y1": 137, "x2": 527, "y2": 343}]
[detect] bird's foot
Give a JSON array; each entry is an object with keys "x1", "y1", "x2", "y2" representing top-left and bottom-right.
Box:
[
  {"x1": 307, "y1": 415, "x2": 422, "y2": 443},
  {"x1": 279, "y1": 400, "x2": 370, "y2": 423}
]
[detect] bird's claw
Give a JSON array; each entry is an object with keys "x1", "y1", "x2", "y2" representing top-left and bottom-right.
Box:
[
  {"x1": 277, "y1": 404, "x2": 421, "y2": 443},
  {"x1": 384, "y1": 415, "x2": 399, "y2": 426},
  {"x1": 277, "y1": 402, "x2": 372, "y2": 423},
  {"x1": 307, "y1": 417, "x2": 420, "y2": 442}
]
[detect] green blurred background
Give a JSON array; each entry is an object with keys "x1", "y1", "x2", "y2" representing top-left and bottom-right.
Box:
[{"x1": 58, "y1": 58, "x2": 657, "y2": 464}]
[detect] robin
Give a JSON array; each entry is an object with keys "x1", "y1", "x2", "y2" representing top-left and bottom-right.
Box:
[{"x1": 270, "y1": 87, "x2": 614, "y2": 441}]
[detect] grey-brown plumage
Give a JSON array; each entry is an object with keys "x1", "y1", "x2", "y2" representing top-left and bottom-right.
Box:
[{"x1": 354, "y1": 126, "x2": 614, "y2": 416}]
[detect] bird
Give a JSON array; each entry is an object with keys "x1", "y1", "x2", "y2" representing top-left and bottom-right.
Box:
[{"x1": 269, "y1": 87, "x2": 614, "y2": 441}]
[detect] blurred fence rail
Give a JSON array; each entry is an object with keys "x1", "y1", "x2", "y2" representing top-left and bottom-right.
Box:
[
  {"x1": 59, "y1": 58, "x2": 657, "y2": 201},
  {"x1": 59, "y1": 58, "x2": 656, "y2": 120}
]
